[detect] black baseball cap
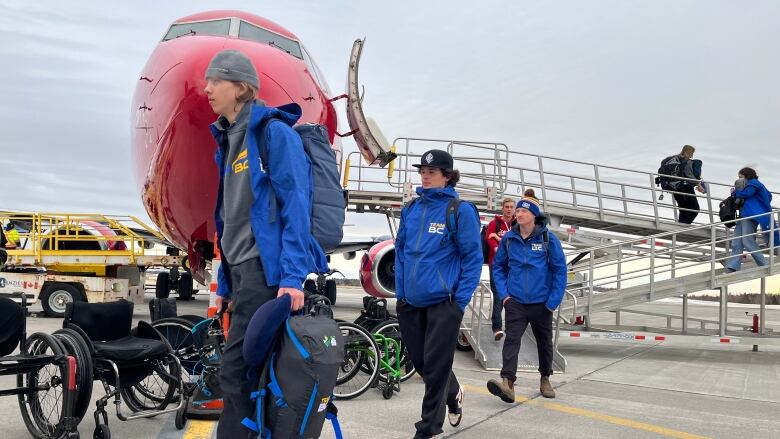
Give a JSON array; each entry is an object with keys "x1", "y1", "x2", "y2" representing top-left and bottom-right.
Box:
[{"x1": 412, "y1": 149, "x2": 453, "y2": 171}]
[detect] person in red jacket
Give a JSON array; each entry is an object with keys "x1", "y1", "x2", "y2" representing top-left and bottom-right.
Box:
[{"x1": 486, "y1": 197, "x2": 515, "y2": 340}]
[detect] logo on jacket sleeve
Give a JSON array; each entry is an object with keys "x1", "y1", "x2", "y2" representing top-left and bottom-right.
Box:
[{"x1": 532, "y1": 243, "x2": 543, "y2": 251}]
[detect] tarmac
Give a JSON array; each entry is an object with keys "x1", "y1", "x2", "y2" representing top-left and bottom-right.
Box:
[{"x1": 3, "y1": 287, "x2": 780, "y2": 439}]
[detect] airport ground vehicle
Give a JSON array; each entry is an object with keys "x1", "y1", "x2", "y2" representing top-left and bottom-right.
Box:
[{"x1": 0, "y1": 212, "x2": 191, "y2": 316}]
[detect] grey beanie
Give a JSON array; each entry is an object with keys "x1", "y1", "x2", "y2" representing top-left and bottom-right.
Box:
[{"x1": 205, "y1": 49, "x2": 259, "y2": 89}]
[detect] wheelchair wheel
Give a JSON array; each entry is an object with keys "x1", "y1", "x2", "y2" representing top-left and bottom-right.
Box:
[
  {"x1": 333, "y1": 322, "x2": 379, "y2": 400},
  {"x1": 17, "y1": 332, "x2": 70, "y2": 439},
  {"x1": 372, "y1": 320, "x2": 416, "y2": 383},
  {"x1": 120, "y1": 355, "x2": 180, "y2": 412},
  {"x1": 53, "y1": 328, "x2": 94, "y2": 421},
  {"x1": 150, "y1": 317, "x2": 199, "y2": 383}
]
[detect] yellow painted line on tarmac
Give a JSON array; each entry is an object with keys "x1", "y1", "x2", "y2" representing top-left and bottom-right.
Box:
[
  {"x1": 462, "y1": 384, "x2": 710, "y2": 439},
  {"x1": 182, "y1": 419, "x2": 217, "y2": 439}
]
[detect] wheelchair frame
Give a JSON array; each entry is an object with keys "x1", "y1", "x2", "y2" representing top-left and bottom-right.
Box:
[
  {"x1": 61, "y1": 301, "x2": 189, "y2": 439},
  {"x1": 0, "y1": 295, "x2": 80, "y2": 439}
]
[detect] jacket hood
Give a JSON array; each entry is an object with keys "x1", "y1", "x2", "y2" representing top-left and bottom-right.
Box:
[
  {"x1": 415, "y1": 185, "x2": 458, "y2": 200},
  {"x1": 248, "y1": 102, "x2": 302, "y2": 129}
]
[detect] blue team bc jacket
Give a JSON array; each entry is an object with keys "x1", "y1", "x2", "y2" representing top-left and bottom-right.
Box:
[
  {"x1": 734, "y1": 178, "x2": 774, "y2": 231},
  {"x1": 211, "y1": 102, "x2": 328, "y2": 297},
  {"x1": 493, "y1": 224, "x2": 567, "y2": 310},
  {"x1": 394, "y1": 186, "x2": 483, "y2": 310}
]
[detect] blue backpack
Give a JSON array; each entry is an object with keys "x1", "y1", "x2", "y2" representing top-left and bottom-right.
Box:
[{"x1": 259, "y1": 121, "x2": 345, "y2": 253}]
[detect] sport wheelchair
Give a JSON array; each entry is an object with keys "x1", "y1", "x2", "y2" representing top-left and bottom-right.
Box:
[
  {"x1": 0, "y1": 295, "x2": 79, "y2": 439},
  {"x1": 60, "y1": 299, "x2": 188, "y2": 438}
]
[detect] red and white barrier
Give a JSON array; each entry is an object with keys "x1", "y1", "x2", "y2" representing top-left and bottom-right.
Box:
[{"x1": 563, "y1": 331, "x2": 666, "y2": 341}]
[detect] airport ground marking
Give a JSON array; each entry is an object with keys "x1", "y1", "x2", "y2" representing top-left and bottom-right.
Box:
[
  {"x1": 182, "y1": 419, "x2": 216, "y2": 439},
  {"x1": 462, "y1": 384, "x2": 710, "y2": 439}
]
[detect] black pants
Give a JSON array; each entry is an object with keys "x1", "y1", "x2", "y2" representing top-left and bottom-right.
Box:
[
  {"x1": 217, "y1": 258, "x2": 278, "y2": 439},
  {"x1": 489, "y1": 265, "x2": 503, "y2": 331},
  {"x1": 500, "y1": 301, "x2": 553, "y2": 382},
  {"x1": 397, "y1": 299, "x2": 463, "y2": 439},
  {"x1": 673, "y1": 186, "x2": 699, "y2": 224}
]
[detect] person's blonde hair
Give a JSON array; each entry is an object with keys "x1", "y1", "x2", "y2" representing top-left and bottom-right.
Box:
[
  {"x1": 236, "y1": 82, "x2": 258, "y2": 104},
  {"x1": 502, "y1": 197, "x2": 515, "y2": 206},
  {"x1": 681, "y1": 144, "x2": 695, "y2": 157}
]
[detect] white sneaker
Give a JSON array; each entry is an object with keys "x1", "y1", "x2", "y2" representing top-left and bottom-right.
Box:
[
  {"x1": 494, "y1": 330, "x2": 505, "y2": 341},
  {"x1": 447, "y1": 385, "x2": 464, "y2": 427}
]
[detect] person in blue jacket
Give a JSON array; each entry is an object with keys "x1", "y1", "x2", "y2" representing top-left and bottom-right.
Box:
[
  {"x1": 726, "y1": 167, "x2": 778, "y2": 272},
  {"x1": 203, "y1": 49, "x2": 328, "y2": 438},
  {"x1": 395, "y1": 149, "x2": 482, "y2": 439},
  {"x1": 487, "y1": 195, "x2": 567, "y2": 402}
]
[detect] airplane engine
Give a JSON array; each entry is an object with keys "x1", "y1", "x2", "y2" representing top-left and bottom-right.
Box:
[{"x1": 359, "y1": 239, "x2": 396, "y2": 298}]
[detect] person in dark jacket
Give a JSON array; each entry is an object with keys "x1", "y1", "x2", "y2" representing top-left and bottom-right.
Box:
[
  {"x1": 204, "y1": 49, "x2": 328, "y2": 438},
  {"x1": 487, "y1": 196, "x2": 567, "y2": 402},
  {"x1": 395, "y1": 149, "x2": 483, "y2": 439},
  {"x1": 671, "y1": 145, "x2": 705, "y2": 224},
  {"x1": 726, "y1": 167, "x2": 778, "y2": 271}
]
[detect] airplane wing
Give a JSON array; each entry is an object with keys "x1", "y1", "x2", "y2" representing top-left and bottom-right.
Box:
[{"x1": 329, "y1": 234, "x2": 391, "y2": 257}]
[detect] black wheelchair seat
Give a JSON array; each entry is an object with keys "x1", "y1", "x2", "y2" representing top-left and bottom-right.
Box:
[
  {"x1": 93, "y1": 336, "x2": 169, "y2": 363},
  {"x1": 0, "y1": 296, "x2": 24, "y2": 357}
]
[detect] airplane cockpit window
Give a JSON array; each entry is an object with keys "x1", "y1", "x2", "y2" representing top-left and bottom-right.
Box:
[
  {"x1": 238, "y1": 21, "x2": 303, "y2": 60},
  {"x1": 163, "y1": 19, "x2": 231, "y2": 41}
]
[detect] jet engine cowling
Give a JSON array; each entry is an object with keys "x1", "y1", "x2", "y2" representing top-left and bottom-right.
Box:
[{"x1": 359, "y1": 239, "x2": 396, "y2": 299}]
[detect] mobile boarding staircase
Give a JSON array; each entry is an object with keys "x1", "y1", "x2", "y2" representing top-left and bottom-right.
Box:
[{"x1": 343, "y1": 138, "x2": 780, "y2": 371}]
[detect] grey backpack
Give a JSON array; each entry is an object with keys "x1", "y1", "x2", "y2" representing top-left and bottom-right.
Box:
[{"x1": 259, "y1": 121, "x2": 345, "y2": 253}]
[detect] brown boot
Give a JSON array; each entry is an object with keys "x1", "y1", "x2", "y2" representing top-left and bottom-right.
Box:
[
  {"x1": 487, "y1": 377, "x2": 515, "y2": 403},
  {"x1": 540, "y1": 376, "x2": 555, "y2": 398}
]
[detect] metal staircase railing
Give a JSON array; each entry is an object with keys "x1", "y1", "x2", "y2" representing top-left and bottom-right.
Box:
[
  {"x1": 343, "y1": 138, "x2": 779, "y2": 240},
  {"x1": 561, "y1": 209, "x2": 780, "y2": 333}
]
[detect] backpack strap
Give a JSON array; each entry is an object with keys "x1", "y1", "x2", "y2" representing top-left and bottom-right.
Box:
[
  {"x1": 542, "y1": 229, "x2": 551, "y2": 266},
  {"x1": 442, "y1": 199, "x2": 462, "y2": 245},
  {"x1": 241, "y1": 350, "x2": 274, "y2": 436},
  {"x1": 326, "y1": 402, "x2": 343, "y2": 439},
  {"x1": 257, "y1": 117, "x2": 279, "y2": 223}
]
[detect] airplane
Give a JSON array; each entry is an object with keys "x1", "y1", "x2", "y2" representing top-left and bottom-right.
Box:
[{"x1": 131, "y1": 10, "x2": 399, "y2": 300}]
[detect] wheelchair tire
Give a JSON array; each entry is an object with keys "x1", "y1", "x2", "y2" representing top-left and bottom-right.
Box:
[
  {"x1": 456, "y1": 330, "x2": 473, "y2": 352},
  {"x1": 120, "y1": 354, "x2": 180, "y2": 413},
  {"x1": 93, "y1": 424, "x2": 110, "y2": 439},
  {"x1": 149, "y1": 317, "x2": 199, "y2": 382},
  {"x1": 325, "y1": 279, "x2": 337, "y2": 306},
  {"x1": 53, "y1": 328, "x2": 94, "y2": 422},
  {"x1": 333, "y1": 322, "x2": 380, "y2": 400},
  {"x1": 303, "y1": 279, "x2": 317, "y2": 294},
  {"x1": 175, "y1": 396, "x2": 188, "y2": 430},
  {"x1": 372, "y1": 320, "x2": 416, "y2": 383},
  {"x1": 17, "y1": 332, "x2": 70, "y2": 439}
]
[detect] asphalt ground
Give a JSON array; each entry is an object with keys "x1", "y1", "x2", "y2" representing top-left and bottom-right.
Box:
[{"x1": 3, "y1": 288, "x2": 780, "y2": 439}]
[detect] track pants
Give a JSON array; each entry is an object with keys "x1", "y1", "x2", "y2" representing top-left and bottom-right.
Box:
[
  {"x1": 673, "y1": 186, "x2": 699, "y2": 224},
  {"x1": 396, "y1": 299, "x2": 462, "y2": 438},
  {"x1": 217, "y1": 258, "x2": 278, "y2": 439},
  {"x1": 489, "y1": 265, "x2": 503, "y2": 332},
  {"x1": 500, "y1": 301, "x2": 554, "y2": 382}
]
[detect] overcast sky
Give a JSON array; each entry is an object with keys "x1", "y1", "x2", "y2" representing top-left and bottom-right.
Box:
[{"x1": 2, "y1": 1, "x2": 779, "y2": 279}]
